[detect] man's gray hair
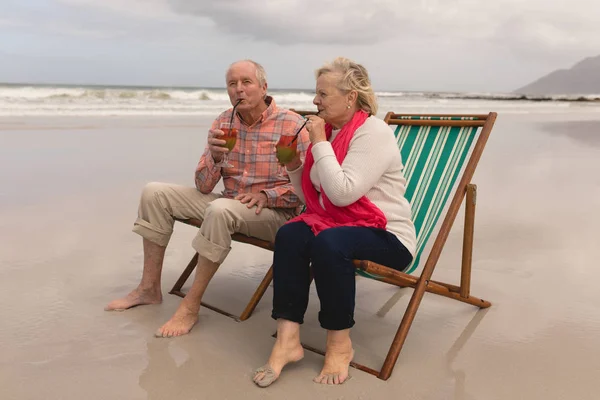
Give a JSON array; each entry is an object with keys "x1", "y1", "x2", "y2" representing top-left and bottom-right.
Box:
[{"x1": 227, "y1": 60, "x2": 268, "y2": 86}]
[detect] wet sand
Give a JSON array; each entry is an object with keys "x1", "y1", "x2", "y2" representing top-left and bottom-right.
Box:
[{"x1": 1, "y1": 114, "x2": 600, "y2": 399}]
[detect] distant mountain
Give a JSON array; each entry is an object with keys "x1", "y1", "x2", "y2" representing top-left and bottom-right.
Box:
[{"x1": 515, "y1": 55, "x2": 600, "y2": 95}]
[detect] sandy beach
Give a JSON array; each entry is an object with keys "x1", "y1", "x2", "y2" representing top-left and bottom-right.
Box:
[{"x1": 1, "y1": 112, "x2": 600, "y2": 400}]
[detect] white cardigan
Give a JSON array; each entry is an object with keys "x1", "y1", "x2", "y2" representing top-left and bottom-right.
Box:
[{"x1": 287, "y1": 116, "x2": 417, "y2": 256}]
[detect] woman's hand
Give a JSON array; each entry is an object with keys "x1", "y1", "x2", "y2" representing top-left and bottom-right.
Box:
[{"x1": 305, "y1": 115, "x2": 327, "y2": 144}]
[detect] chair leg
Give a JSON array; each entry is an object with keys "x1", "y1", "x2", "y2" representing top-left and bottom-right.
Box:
[
  {"x1": 460, "y1": 184, "x2": 476, "y2": 298},
  {"x1": 378, "y1": 183, "x2": 487, "y2": 380},
  {"x1": 169, "y1": 252, "x2": 199, "y2": 298},
  {"x1": 239, "y1": 265, "x2": 273, "y2": 321},
  {"x1": 378, "y1": 276, "x2": 429, "y2": 380}
]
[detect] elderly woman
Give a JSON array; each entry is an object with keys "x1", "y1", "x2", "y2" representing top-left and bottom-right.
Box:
[{"x1": 253, "y1": 57, "x2": 417, "y2": 387}]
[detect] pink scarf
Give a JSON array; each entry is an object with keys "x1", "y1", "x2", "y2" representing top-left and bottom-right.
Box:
[{"x1": 288, "y1": 110, "x2": 387, "y2": 235}]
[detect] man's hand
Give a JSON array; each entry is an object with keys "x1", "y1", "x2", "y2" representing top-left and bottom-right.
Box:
[
  {"x1": 235, "y1": 192, "x2": 268, "y2": 214},
  {"x1": 208, "y1": 129, "x2": 228, "y2": 162}
]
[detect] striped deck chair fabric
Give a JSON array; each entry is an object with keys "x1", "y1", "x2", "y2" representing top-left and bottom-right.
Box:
[{"x1": 357, "y1": 116, "x2": 479, "y2": 278}]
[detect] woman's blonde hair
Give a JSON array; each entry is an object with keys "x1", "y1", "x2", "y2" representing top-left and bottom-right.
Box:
[{"x1": 315, "y1": 57, "x2": 378, "y2": 115}]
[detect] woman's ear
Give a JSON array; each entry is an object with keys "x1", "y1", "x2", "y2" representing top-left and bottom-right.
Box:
[{"x1": 348, "y1": 90, "x2": 358, "y2": 106}]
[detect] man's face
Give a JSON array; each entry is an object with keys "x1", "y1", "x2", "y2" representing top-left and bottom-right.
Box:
[{"x1": 225, "y1": 62, "x2": 268, "y2": 112}]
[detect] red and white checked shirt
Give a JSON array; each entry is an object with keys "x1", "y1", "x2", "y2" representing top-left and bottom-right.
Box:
[{"x1": 195, "y1": 97, "x2": 310, "y2": 210}]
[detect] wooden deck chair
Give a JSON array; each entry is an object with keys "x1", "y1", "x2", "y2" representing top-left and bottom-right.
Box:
[
  {"x1": 170, "y1": 111, "x2": 497, "y2": 381},
  {"x1": 168, "y1": 109, "x2": 319, "y2": 321}
]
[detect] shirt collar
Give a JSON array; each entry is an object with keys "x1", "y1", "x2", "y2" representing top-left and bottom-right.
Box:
[{"x1": 237, "y1": 96, "x2": 276, "y2": 126}]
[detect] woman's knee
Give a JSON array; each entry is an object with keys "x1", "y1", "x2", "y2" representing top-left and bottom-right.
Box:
[
  {"x1": 274, "y1": 222, "x2": 309, "y2": 250},
  {"x1": 310, "y1": 228, "x2": 352, "y2": 264}
]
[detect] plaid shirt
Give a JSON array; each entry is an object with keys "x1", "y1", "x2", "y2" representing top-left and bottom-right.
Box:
[{"x1": 195, "y1": 97, "x2": 310, "y2": 210}]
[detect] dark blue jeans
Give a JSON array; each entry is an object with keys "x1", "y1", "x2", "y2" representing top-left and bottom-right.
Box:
[{"x1": 271, "y1": 222, "x2": 413, "y2": 330}]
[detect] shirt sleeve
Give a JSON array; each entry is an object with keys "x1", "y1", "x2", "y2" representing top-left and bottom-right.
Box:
[
  {"x1": 286, "y1": 163, "x2": 305, "y2": 204},
  {"x1": 195, "y1": 118, "x2": 223, "y2": 193}
]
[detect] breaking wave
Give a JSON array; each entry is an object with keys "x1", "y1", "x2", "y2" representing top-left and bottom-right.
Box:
[{"x1": 0, "y1": 84, "x2": 598, "y2": 116}]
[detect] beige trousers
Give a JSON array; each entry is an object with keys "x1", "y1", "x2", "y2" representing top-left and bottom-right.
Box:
[{"x1": 132, "y1": 182, "x2": 295, "y2": 264}]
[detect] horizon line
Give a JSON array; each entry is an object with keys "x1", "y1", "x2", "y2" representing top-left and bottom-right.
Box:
[{"x1": 0, "y1": 81, "x2": 519, "y2": 95}]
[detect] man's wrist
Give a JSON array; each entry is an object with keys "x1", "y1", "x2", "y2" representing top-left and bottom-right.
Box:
[
  {"x1": 260, "y1": 190, "x2": 272, "y2": 207},
  {"x1": 211, "y1": 152, "x2": 223, "y2": 163}
]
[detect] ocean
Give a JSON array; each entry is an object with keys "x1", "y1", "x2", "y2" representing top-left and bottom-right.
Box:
[{"x1": 1, "y1": 83, "x2": 599, "y2": 117}]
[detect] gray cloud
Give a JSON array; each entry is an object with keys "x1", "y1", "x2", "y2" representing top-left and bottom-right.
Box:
[
  {"x1": 165, "y1": 0, "x2": 600, "y2": 55},
  {"x1": 4, "y1": 0, "x2": 600, "y2": 91},
  {"x1": 50, "y1": 1, "x2": 600, "y2": 56},
  {"x1": 167, "y1": 0, "x2": 409, "y2": 45},
  {"x1": 488, "y1": 6, "x2": 600, "y2": 61},
  {"x1": 58, "y1": 0, "x2": 178, "y2": 21}
]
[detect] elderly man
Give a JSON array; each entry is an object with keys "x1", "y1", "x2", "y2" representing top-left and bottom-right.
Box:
[{"x1": 105, "y1": 60, "x2": 309, "y2": 338}]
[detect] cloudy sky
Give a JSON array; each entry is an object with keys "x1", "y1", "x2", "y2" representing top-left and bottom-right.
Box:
[{"x1": 1, "y1": 0, "x2": 598, "y2": 92}]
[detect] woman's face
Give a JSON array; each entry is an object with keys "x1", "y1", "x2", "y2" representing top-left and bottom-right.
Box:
[{"x1": 313, "y1": 73, "x2": 355, "y2": 128}]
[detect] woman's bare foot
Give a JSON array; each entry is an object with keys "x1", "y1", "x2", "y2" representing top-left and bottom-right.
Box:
[
  {"x1": 314, "y1": 331, "x2": 354, "y2": 385},
  {"x1": 104, "y1": 286, "x2": 162, "y2": 311},
  {"x1": 154, "y1": 302, "x2": 198, "y2": 338},
  {"x1": 254, "y1": 320, "x2": 304, "y2": 387}
]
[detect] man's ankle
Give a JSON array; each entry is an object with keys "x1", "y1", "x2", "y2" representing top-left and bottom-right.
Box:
[{"x1": 138, "y1": 284, "x2": 160, "y2": 293}]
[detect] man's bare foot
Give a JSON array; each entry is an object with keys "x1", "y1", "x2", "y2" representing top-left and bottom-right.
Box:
[
  {"x1": 154, "y1": 302, "x2": 198, "y2": 338},
  {"x1": 104, "y1": 287, "x2": 162, "y2": 311},
  {"x1": 253, "y1": 337, "x2": 304, "y2": 387},
  {"x1": 314, "y1": 335, "x2": 354, "y2": 385}
]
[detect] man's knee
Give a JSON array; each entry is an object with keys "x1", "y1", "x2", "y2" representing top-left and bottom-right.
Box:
[
  {"x1": 203, "y1": 198, "x2": 237, "y2": 224},
  {"x1": 140, "y1": 182, "x2": 170, "y2": 203}
]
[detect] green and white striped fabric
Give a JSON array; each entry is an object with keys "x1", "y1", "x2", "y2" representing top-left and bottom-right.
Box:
[
  {"x1": 397, "y1": 116, "x2": 479, "y2": 121},
  {"x1": 356, "y1": 121, "x2": 478, "y2": 278}
]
